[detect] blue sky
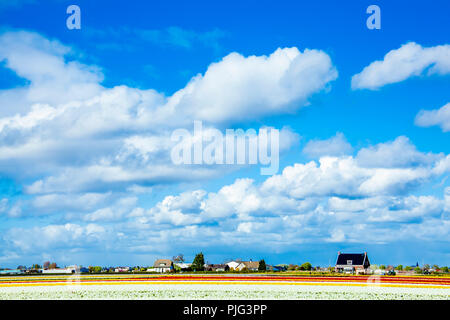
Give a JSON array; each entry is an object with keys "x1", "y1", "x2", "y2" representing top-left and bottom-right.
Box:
[{"x1": 0, "y1": 0, "x2": 449, "y2": 268}]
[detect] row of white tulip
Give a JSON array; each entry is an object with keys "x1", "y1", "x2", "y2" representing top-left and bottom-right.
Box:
[{"x1": 0, "y1": 283, "x2": 449, "y2": 300}]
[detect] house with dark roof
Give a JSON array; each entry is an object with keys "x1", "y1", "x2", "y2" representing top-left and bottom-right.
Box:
[
  {"x1": 204, "y1": 264, "x2": 229, "y2": 272},
  {"x1": 335, "y1": 252, "x2": 370, "y2": 274}
]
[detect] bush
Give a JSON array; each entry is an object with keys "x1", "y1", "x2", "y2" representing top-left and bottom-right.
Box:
[{"x1": 414, "y1": 267, "x2": 422, "y2": 274}]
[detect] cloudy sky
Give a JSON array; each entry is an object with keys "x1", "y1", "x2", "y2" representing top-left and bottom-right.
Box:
[{"x1": 0, "y1": 0, "x2": 449, "y2": 268}]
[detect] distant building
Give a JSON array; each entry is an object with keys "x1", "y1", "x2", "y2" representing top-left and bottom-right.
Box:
[
  {"x1": 204, "y1": 264, "x2": 229, "y2": 272},
  {"x1": 241, "y1": 261, "x2": 259, "y2": 271},
  {"x1": 226, "y1": 261, "x2": 242, "y2": 271},
  {"x1": 226, "y1": 260, "x2": 259, "y2": 271},
  {"x1": 0, "y1": 269, "x2": 24, "y2": 275},
  {"x1": 335, "y1": 252, "x2": 370, "y2": 274},
  {"x1": 42, "y1": 265, "x2": 80, "y2": 274},
  {"x1": 174, "y1": 262, "x2": 192, "y2": 271},
  {"x1": 148, "y1": 259, "x2": 173, "y2": 273},
  {"x1": 267, "y1": 265, "x2": 285, "y2": 272}
]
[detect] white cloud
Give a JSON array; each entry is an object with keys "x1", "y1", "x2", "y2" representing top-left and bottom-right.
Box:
[
  {"x1": 356, "y1": 136, "x2": 441, "y2": 168},
  {"x1": 303, "y1": 132, "x2": 353, "y2": 158},
  {"x1": 0, "y1": 198, "x2": 8, "y2": 213},
  {"x1": 31, "y1": 192, "x2": 110, "y2": 213},
  {"x1": 0, "y1": 31, "x2": 103, "y2": 117},
  {"x1": 329, "y1": 195, "x2": 443, "y2": 222},
  {"x1": 445, "y1": 187, "x2": 450, "y2": 212},
  {"x1": 3, "y1": 223, "x2": 106, "y2": 252},
  {"x1": 351, "y1": 42, "x2": 450, "y2": 90},
  {"x1": 0, "y1": 30, "x2": 336, "y2": 191},
  {"x1": 415, "y1": 102, "x2": 450, "y2": 132},
  {"x1": 168, "y1": 47, "x2": 337, "y2": 123},
  {"x1": 0, "y1": 30, "x2": 449, "y2": 262},
  {"x1": 83, "y1": 196, "x2": 138, "y2": 222},
  {"x1": 261, "y1": 156, "x2": 431, "y2": 198}
]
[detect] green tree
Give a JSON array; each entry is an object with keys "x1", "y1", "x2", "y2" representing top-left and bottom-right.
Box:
[
  {"x1": 300, "y1": 262, "x2": 312, "y2": 271},
  {"x1": 414, "y1": 266, "x2": 422, "y2": 274},
  {"x1": 379, "y1": 265, "x2": 386, "y2": 270},
  {"x1": 441, "y1": 266, "x2": 448, "y2": 273},
  {"x1": 395, "y1": 265, "x2": 403, "y2": 271},
  {"x1": 93, "y1": 266, "x2": 102, "y2": 273},
  {"x1": 191, "y1": 252, "x2": 205, "y2": 271},
  {"x1": 405, "y1": 266, "x2": 412, "y2": 271},
  {"x1": 258, "y1": 259, "x2": 266, "y2": 272}
]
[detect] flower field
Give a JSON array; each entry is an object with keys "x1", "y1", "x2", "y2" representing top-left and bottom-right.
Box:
[{"x1": 0, "y1": 274, "x2": 448, "y2": 300}]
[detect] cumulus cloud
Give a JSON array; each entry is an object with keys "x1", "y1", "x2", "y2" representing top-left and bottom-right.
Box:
[
  {"x1": 31, "y1": 192, "x2": 111, "y2": 213},
  {"x1": 0, "y1": 30, "x2": 449, "y2": 264},
  {"x1": 0, "y1": 30, "x2": 336, "y2": 190},
  {"x1": 3, "y1": 223, "x2": 106, "y2": 253},
  {"x1": 262, "y1": 157, "x2": 433, "y2": 198},
  {"x1": 445, "y1": 187, "x2": 450, "y2": 212},
  {"x1": 0, "y1": 30, "x2": 103, "y2": 117},
  {"x1": 170, "y1": 47, "x2": 338, "y2": 123},
  {"x1": 356, "y1": 136, "x2": 441, "y2": 168},
  {"x1": 351, "y1": 42, "x2": 450, "y2": 90},
  {"x1": 116, "y1": 137, "x2": 449, "y2": 228},
  {"x1": 415, "y1": 102, "x2": 450, "y2": 132},
  {"x1": 303, "y1": 132, "x2": 353, "y2": 158}
]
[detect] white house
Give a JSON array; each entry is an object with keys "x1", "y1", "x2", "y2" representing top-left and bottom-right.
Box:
[
  {"x1": 174, "y1": 262, "x2": 192, "y2": 271},
  {"x1": 42, "y1": 265, "x2": 80, "y2": 274},
  {"x1": 148, "y1": 259, "x2": 173, "y2": 273},
  {"x1": 226, "y1": 260, "x2": 259, "y2": 271},
  {"x1": 226, "y1": 261, "x2": 242, "y2": 271}
]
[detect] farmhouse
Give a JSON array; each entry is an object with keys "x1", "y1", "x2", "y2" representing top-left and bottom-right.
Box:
[
  {"x1": 335, "y1": 252, "x2": 370, "y2": 275},
  {"x1": 242, "y1": 260, "x2": 259, "y2": 271},
  {"x1": 42, "y1": 265, "x2": 80, "y2": 274},
  {"x1": 149, "y1": 259, "x2": 173, "y2": 273},
  {"x1": 226, "y1": 261, "x2": 241, "y2": 271},
  {"x1": 226, "y1": 260, "x2": 259, "y2": 271}
]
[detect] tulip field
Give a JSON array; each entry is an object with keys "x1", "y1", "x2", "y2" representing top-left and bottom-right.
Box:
[{"x1": 0, "y1": 274, "x2": 448, "y2": 300}]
